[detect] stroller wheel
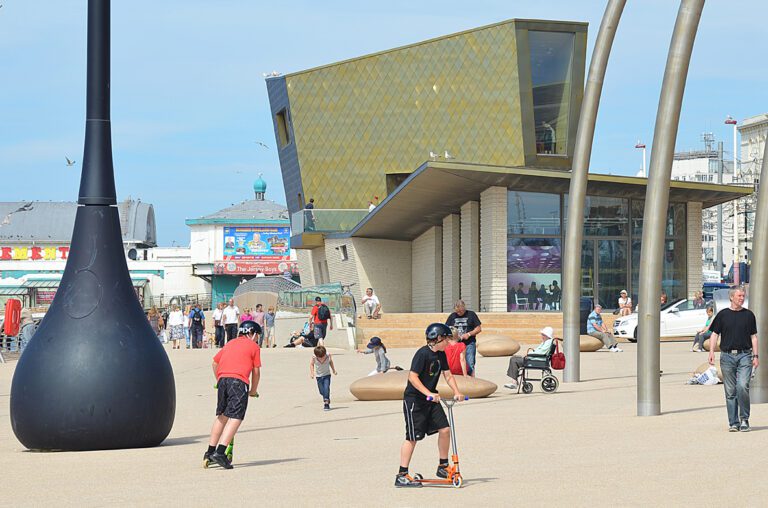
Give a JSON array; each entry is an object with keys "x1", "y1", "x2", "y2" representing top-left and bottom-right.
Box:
[
  {"x1": 522, "y1": 382, "x2": 533, "y2": 394},
  {"x1": 541, "y1": 375, "x2": 559, "y2": 393}
]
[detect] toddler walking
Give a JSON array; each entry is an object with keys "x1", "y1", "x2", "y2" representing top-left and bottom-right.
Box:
[{"x1": 310, "y1": 346, "x2": 337, "y2": 411}]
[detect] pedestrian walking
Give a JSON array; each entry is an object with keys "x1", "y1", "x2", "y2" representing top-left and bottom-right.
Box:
[
  {"x1": 189, "y1": 303, "x2": 206, "y2": 349},
  {"x1": 708, "y1": 287, "x2": 759, "y2": 432},
  {"x1": 213, "y1": 302, "x2": 225, "y2": 348},
  {"x1": 222, "y1": 298, "x2": 240, "y2": 343},
  {"x1": 264, "y1": 306, "x2": 276, "y2": 348},
  {"x1": 310, "y1": 345, "x2": 337, "y2": 411}
]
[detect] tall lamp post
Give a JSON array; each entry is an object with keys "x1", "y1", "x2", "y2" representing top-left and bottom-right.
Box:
[
  {"x1": 635, "y1": 141, "x2": 647, "y2": 177},
  {"x1": 725, "y1": 115, "x2": 739, "y2": 284},
  {"x1": 9, "y1": 0, "x2": 175, "y2": 451}
]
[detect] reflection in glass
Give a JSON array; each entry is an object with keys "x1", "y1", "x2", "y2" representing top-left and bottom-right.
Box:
[
  {"x1": 631, "y1": 201, "x2": 686, "y2": 237},
  {"x1": 507, "y1": 191, "x2": 560, "y2": 235},
  {"x1": 529, "y1": 31, "x2": 574, "y2": 155},
  {"x1": 507, "y1": 238, "x2": 561, "y2": 312},
  {"x1": 598, "y1": 240, "x2": 627, "y2": 309},
  {"x1": 564, "y1": 195, "x2": 628, "y2": 236}
]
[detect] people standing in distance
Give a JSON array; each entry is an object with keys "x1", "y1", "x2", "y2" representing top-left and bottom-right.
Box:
[
  {"x1": 212, "y1": 302, "x2": 225, "y2": 348},
  {"x1": 445, "y1": 300, "x2": 482, "y2": 376},
  {"x1": 310, "y1": 296, "x2": 333, "y2": 346},
  {"x1": 222, "y1": 298, "x2": 240, "y2": 344},
  {"x1": 204, "y1": 320, "x2": 262, "y2": 470},
  {"x1": 708, "y1": 287, "x2": 759, "y2": 432},
  {"x1": 304, "y1": 198, "x2": 316, "y2": 231},
  {"x1": 240, "y1": 307, "x2": 254, "y2": 324},
  {"x1": 167, "y1": 304, "x2": 185, "y2": 350},
  {"x1": 264, "y1": 306, "x2": 276, "y2": 348},
  {"x1": 362, "y1": 287, "x2": 382, "y2": 319},
  {"x1": 147, "y1": 306, "x2": 163, "y2": 342},
  {"x1": 252, "y1": 304, "x2": 266, "y2": 346},
  {"x1": 395, "y1": 323, "x2": 464, "y2": 488},
  {"x1": 587, "y1": 304, "x2": 622, "y2": 352},
  {"x1": 188, "y1": 303, "x2": 206, "y2": 349}
]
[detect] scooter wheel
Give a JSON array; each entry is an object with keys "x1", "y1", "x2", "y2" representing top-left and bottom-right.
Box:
[
  {"x1": 452, "y1": 475, "x2": 463, "y2": 488},
  {"x1": 522, "y1": 382, "x2": 533, "y2": 394},
  {"x1": 203, "y1": 459, "x2": 210, "y2": 469},
  {"x1": 413, "y1": 473, "x2": 423, "y2": 480}
]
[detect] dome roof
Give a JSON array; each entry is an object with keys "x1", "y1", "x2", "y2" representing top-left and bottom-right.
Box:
[{"x1": 253, "y1": 174, "x2": 267, "y2": 193}]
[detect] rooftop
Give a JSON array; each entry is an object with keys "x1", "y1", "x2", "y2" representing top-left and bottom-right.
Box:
[{"x1": 186, "y1": 199, "x2": 289, "y2": 225}]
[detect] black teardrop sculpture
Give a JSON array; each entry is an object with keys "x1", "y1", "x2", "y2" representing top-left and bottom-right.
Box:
[{"x1": 9, "y1": 0, "x2": 175, "y2": 451}]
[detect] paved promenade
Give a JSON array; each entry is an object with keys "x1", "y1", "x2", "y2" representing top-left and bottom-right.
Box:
[{"x1": 1, "y1": 341, "x2": 766, "y2": 507}]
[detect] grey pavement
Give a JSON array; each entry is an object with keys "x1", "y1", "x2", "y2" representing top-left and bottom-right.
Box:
[{"x1": 1, "y1": 341, "x2": 765, "y2": 507}]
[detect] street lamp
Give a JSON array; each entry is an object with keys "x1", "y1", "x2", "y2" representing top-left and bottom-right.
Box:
[
  {"x1": 725, "y1": 115, "x2": 739, "y2": 284},
  {"x1": 635, "y1": 140, "x2": 647, "y2": 177}
]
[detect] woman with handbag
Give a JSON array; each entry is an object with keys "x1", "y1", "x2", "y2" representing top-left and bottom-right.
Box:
[{"x1": 503, "y1": 326, "x2": 559, "y2": 390}]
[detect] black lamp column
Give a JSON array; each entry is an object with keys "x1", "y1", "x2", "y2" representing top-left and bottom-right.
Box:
[{"x1": 10, "y1": 0, "x2": 175, "y2": 451}]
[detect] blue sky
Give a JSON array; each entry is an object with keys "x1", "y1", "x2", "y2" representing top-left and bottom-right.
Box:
[{"x1": 1, "y1": 1, "x2": 766, "y2": 246}]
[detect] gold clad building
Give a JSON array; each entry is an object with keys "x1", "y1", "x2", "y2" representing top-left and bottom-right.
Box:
[{"x1": 267, "y1": 18, "x2": 748, "y2": 314}]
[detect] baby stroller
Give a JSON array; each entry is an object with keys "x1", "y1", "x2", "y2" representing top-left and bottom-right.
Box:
[{"x1": 518, "y1": 339, "x2": 560, "y2": 394}]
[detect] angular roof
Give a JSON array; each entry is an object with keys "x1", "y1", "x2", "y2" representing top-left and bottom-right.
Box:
[
  {"x1": 186, "y1": 199, "x2": 289, "y2": 225},
  {"x1": 0, "y1": 200, "x2": 157, "y2": 246}
]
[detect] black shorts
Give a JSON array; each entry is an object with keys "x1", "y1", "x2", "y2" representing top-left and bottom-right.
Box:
[
  {"x1": 216, "y1": 377, "x2": 250, "y2": 420},
  {"x1": 403, "y1": 397, "x2": 449, "y2": 441}
]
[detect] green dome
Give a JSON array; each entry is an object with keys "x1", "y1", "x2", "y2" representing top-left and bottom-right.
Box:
[{"x1": 253, "y1": 175, "x2": 267, "y2": 193}]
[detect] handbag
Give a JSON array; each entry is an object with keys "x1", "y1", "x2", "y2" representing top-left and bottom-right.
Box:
[{"x1": 551, "y1": 340, "x2": 566, "y2": 370}]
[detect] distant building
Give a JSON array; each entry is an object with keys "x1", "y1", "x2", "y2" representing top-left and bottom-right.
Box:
[
  {"x1": 0, "y1": 199, "x2": 206, "y2": 308},
  {"x1": 186, "y1": 175, "x2": 297, "y2": 304}
]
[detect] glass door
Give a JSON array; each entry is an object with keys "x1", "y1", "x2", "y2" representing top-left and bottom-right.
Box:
[{"x1": 582, "y1": 239, "x2": 628, "y2": 310}]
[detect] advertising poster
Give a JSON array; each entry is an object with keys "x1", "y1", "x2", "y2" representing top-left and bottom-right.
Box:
[{"x1": 223, "y1": 226, "x2": 290, "y2": 260}]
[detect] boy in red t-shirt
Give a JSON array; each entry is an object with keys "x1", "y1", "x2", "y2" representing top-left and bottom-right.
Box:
[
  {"x1": 205, "y1": 320, "x2": 262, "y2": 469},
  {"x1": 444, "y1": 327, "x2": 468, "y2": 376}
]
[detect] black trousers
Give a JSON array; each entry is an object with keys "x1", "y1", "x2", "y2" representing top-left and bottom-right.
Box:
[{"x1": 225, "y1": 324, "x2": 238, "y2": 343}]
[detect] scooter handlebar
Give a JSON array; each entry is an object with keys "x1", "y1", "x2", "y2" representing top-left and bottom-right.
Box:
[{"x1": 426, "y1": 395, "x2": 469, "y2": 402}]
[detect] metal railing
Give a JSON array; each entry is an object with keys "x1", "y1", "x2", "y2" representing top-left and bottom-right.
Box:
[{"x1": 291, "y1": 209, "x2": 369, "y2": 234}]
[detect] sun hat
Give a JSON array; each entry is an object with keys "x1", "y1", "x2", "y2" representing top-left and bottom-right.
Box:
[{"x1": 540, "y1": 326, "x2": 555, "y2": 340}]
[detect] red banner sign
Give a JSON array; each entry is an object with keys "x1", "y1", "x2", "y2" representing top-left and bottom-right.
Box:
[
  {"x1": 0, "y1": 246, "x2": 70, "y2": 261},
  {"x1": 214, "y1": 260, "x2": 298, "y2": 276}
]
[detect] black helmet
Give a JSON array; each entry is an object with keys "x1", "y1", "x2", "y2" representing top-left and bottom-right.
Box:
[
  {"x1": 238, "y1": 320, "x2": 262, "y2": 337},
  {"x1": 425, "y1": 323, "x2": 452, "y2": 341}
]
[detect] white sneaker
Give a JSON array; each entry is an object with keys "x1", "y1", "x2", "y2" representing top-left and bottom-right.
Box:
[
  {"x1": 504, "y1": 383, "x2": 518, "y2": 390},
  {"x1": 610, "y1": 346, "x2": 623, "y2": 353}
]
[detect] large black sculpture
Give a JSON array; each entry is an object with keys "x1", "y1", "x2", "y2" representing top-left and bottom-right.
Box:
[{"x1": 10, "y1": 0, "x2": 175, "y2": 450}]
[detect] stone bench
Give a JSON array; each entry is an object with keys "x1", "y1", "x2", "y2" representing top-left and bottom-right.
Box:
[
  {"x1": 350, "y1": 370, "x2": 497, "y2": 401},
  {"x1": 477, "y1": 334, "x2": 520, "y2": 357}
]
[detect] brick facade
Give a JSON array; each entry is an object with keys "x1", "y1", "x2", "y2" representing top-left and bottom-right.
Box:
[{"x1": 480, "y1": 187, "x2": 508, "y2": 311}]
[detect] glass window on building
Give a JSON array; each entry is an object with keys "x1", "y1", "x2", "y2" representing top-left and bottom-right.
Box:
[
  {"x1": 507, "y1": 191, "x2": 561, "y2": 235},
  {"x1": 564, "y1": 195, "x2": 629, "y2": 236},
  {"x1": 507, "y1": 238, "x2": 562, "y2": 312},
  {"x1": 529, "y1": 30, "x2": 575, "y2": 156}
]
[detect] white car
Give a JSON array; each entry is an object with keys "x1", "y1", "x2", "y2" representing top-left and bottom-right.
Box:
[{"x1": 613, "y1": 299, "x2": 708, "y2": 342}]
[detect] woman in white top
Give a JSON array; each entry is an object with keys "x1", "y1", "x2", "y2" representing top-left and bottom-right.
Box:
[
  {"x1": 167, "y1": 304, "x2": 186, "y2": 349},
  {"x1": 618, "y1": 290, "x2": 633, "y2": 316}
]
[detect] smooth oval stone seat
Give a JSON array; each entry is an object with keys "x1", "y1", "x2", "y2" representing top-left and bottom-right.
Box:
[
  {"x1": 694, "y1": 362, "x2": 723, "y2": 382},
  {"x1": 579, "y1": 335, "x2": 603, "y2": 352},
  {"x1": 703, "y1": 337, "x2": 721, "y2": 352},
  {"x1": 477, "y1": 335, "x2": 520, "y2": 357},
  {"x1": 350, "y1": 370, "x2": 497, "y2": 401}
]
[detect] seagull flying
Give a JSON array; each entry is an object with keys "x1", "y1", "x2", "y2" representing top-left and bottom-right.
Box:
[
  {"x1": 66, "y1": 157, "x2": 76, "y2": 166},
  {"x1": 254, "y1": 141, "x2": 270, "y2": 150}
]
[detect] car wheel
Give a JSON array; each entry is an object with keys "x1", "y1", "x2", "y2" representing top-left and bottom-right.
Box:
[{"x1": 628, "y1": 326, "x2": 638, "y2": 343}]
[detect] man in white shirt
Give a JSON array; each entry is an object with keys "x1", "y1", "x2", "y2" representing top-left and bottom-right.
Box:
[
  {"x1": 361, "y1": 287, "x2": 381, "y2": 319},
  {"x1": 212, "y1": 302, "x2": 225, "y2": 348},
  {"x1": 222, "y1": 298, "x2": 240, "y2": 343}
]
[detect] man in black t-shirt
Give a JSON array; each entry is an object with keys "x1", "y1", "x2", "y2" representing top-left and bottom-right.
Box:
[
  {"x1": 445, "y1": 300, "x2": 482, "y2": 377},
  {"x1": 708, "y1": 287, "x2": 759, "y2": 432},
  {"x1": 395, "y1": 323, "x2": 464, "y2": 488}
]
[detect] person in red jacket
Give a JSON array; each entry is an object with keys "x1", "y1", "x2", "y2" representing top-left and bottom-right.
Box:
[{"x1": 309, "y1": 296, "x2": 333, "y2": 346}]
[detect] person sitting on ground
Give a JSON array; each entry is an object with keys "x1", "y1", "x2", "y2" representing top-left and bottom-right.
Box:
[
  {"x1": 357, "y1": 336, "x2": 402, "y2": 374},
  {"x1": 361, "y1": 287, "x2": 382, "y2": 319},
  {"x1": 692, "y1": 306, "x2": 715, "y2": 352},
  {"x1": 444, "y1": 327, "x2": 467, "y2": 377},
  {"x1": 587, "y1": 304, "x2": 622, "y2": 352},
  {"x1": 504, "y1": 326, "x2": 557, "y2": 390},
  {"x1": 618, "y1": 290, "x2": 633, "y2": 317},
  {"x1": 284, "y1": 325, "x2": 318, "y2": 348}
]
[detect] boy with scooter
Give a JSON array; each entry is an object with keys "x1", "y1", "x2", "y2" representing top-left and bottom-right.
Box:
[
  {"x1": 396, "y1": 323, "x2": 464, "y2": 488},
  {"x1": 204, "y1": 320, "x2": 262, "y2": 470}
]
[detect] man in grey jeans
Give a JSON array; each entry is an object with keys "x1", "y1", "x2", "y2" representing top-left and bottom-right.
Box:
[{"x1": 587, "y1": 304, "x2": 622, "y2": 352}]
